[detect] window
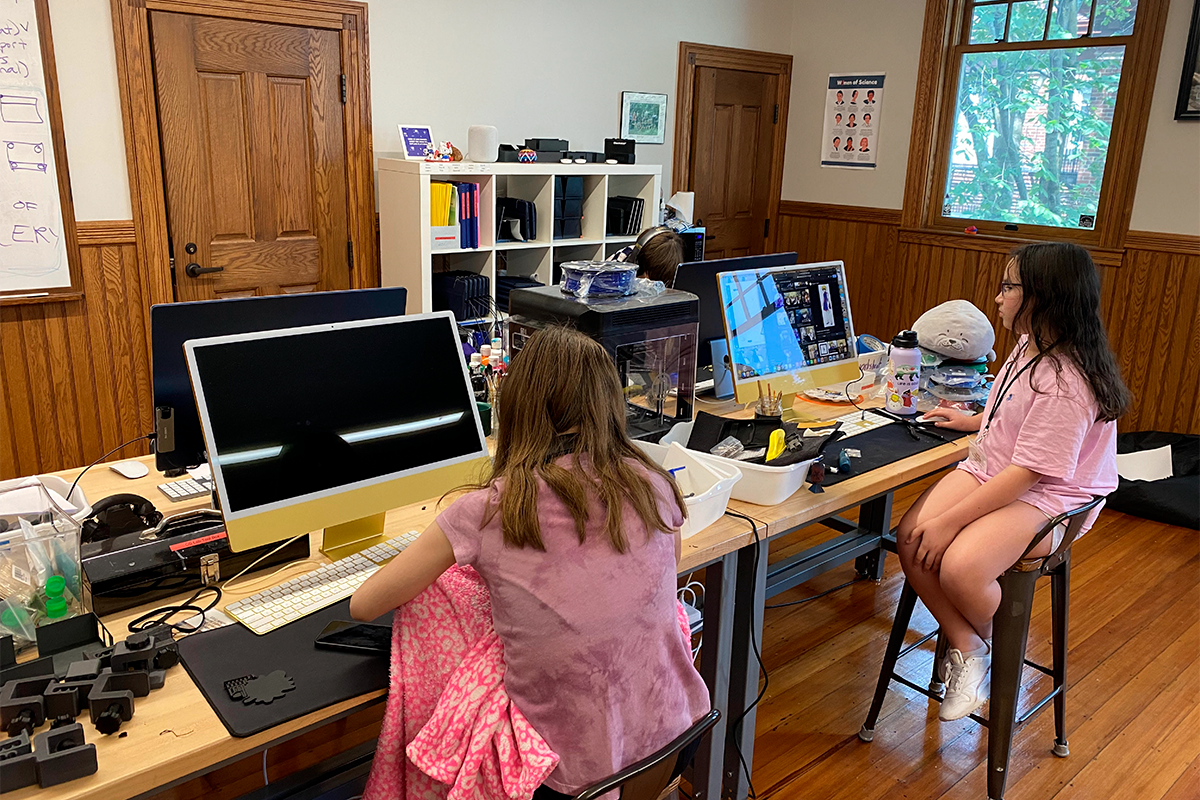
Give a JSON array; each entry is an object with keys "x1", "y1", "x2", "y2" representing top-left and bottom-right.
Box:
[{"x1": 930, "y1": 0, "x2": 1146, "y2": 237}]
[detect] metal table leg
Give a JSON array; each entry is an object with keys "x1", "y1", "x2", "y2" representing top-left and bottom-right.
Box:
[
  {"x1": 853, "y1": 492, "x2": 893, "y2": 580},
  {"x1": 723, "y1": 534, "x2": 768, "y2": 800},
  {"x1": 691, "y1": 551, "x2": 736, "y2": 800}
]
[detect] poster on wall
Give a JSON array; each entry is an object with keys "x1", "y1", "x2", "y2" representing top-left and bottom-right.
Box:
[{"x1": 820, "y1": 73, "x2": 884, "y2": 170}]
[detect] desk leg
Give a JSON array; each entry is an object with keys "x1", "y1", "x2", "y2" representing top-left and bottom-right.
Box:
[
  {"x1": 853, "y1": 492, "x2": 893, "y2": 581},
  {"x1": 692, "y1": 552, "x2": 736, "y2": 800},
  {"x1": 724, "y1": 535, "x2": 767, "y2": 800}
]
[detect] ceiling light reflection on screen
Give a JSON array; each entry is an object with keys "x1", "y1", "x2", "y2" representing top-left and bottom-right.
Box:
[
  {"x1": 338, "y1": 412, "x2": 466, "y2": 444},
  {"x1": 218, "y1": 445, "x2": 284, "y2": 466}
]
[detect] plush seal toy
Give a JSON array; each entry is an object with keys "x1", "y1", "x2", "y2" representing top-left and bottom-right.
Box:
[{"x1": 912, "y1": 299, "x2": 996, "y2": 362}]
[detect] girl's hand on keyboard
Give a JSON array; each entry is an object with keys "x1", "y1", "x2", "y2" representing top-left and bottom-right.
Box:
[{"x1": 921, "y1": 408, "x2": 982, "y2": 432}]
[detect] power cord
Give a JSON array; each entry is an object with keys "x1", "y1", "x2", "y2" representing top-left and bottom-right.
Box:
[
  {"x1": 722, "y1": 509, "x2": 766, "y2": 800},
  {"x1": 221, "y1": 533, "x2": 309, "y2": 593},
  {"x1": 127, "y1": 585, "x2": 222, "y2": 635},
  {"x1": 764, "y1": 575, "x2": 866, "y2": 610},
  {"x1": 67, "y1": 432, "x2": 156, "y2": 504}
]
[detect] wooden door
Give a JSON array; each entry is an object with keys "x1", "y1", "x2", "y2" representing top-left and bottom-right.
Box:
[
  {"x1": 151, "y1": 12, "x2": 350, "y2": 300},
  {"x1": 689, "y1": 67, "x2": 779, "y2": 260}
]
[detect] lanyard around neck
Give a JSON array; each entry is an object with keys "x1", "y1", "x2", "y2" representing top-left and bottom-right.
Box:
[{"x1": 984, "y1": 342, "x2": 1035, "y2": 433}]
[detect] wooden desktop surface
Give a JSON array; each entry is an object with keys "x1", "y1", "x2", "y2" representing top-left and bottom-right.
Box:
[{"x1": 18, "y1": 400, "x2": 967, "y2": 800}]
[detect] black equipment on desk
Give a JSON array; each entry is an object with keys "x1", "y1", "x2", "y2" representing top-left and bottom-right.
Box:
[
  {"x1": 81, "y1": 494, "x2": 163, "y2": 544},
  {"x1": 80, "y1": 507, "x2": 309, "y2": 616},
  {"x1": 507, "y1": 286, "x2": 699, "y2": 442},
  {"x1": 152, "y1": 288, "x2": 408, "y2": 474}
]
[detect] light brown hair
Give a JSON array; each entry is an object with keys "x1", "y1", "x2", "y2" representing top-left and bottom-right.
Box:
[
  {"x1": 636, "y1": 230, "x2": 684, "y2": 285},
  {"x1": 481, "y1": 326, "x2": 687, "y2": 552}
]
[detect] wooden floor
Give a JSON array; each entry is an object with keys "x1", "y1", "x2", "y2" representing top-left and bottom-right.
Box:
[{"x1": 750, "y1": 475, "x2": 1200, "y2": 800}]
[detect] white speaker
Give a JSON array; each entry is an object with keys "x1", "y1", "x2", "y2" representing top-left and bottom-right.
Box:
[{"x1": 468, "y1": 125, "x2": 499, "y2": 163}]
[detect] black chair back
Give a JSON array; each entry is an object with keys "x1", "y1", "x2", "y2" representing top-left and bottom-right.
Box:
[{"x1": 573, "y1": 710, "x2": 720, "y2": 800}]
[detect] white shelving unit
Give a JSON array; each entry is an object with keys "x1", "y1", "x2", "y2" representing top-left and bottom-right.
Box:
[{"x1": 378, "y1": 159, "x2": 662, "y2": 314}]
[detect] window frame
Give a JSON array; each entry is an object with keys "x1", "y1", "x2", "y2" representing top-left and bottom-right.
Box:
[{"x1": 903, "y1": 0, "x2": 1172, "y2": 250}]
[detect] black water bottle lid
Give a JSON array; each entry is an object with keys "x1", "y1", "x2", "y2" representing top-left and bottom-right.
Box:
[{"x1": 892, "y1": 330, "x2": 919, "y2": 348}]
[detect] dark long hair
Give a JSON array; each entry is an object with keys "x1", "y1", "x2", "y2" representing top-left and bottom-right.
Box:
[{"x1": 1010, "y1": 242, "x2": 1131, "y2": 421}]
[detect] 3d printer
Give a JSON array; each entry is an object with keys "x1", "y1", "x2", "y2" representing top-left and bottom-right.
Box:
[{"x1": 507, "y1": 286, "x2": 699, "y2": 441}]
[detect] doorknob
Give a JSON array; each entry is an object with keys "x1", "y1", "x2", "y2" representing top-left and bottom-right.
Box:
[{"x1": 184, "y1": 262, "x2": 224, "y2": 278}]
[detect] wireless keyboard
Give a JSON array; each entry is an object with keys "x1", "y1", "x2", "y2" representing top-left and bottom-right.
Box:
[
  {"x1": 225, "y1": 530, "x2": 421, "y2": 635},
  {"x1": 158, "y1": 476, "x2": 213, "y2": 501},
  {"x1": 828, "y1": 409, "x2": 894, "y2": 439}
]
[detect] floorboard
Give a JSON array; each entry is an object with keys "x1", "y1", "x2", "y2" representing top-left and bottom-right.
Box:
[{"x1": 749, "y1": 476, "x2": 1200, "y2": 800}]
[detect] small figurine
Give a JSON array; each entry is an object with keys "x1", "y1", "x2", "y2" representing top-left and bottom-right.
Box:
[
  {"x1": 517, "y1": 148, "x2": 537, "y2": 163},
  {"x1": 424, "y1": 141, "x2": 459, "y2": 162}
]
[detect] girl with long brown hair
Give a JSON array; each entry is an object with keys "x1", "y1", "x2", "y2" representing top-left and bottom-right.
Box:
[{"x1": 351, "y1": 326, "x2": 710, "y2": 797}]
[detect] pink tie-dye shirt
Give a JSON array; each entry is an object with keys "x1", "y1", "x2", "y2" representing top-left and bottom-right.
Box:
[{"x1": 436, "y1": 460, "x2": 711, "y2": 796}]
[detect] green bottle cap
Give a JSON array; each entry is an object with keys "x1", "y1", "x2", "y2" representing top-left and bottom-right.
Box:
[
  {"x1": 45, "y1": 575, "x2": 66, "y2": 598},
  {"x1": 1, "y1": 608, "x2": 20, "y2": 629},
  {"x1": 45, "y1": 597, "x2": 68, "y2": 619}
]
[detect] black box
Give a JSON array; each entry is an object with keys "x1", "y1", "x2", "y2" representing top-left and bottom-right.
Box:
[
  {"x1": 605, "y1": 138, "x2": 636, "y2": 164},
  {"x1": 564, "y1": 151, "x2": 605, "y2": 163},
  {"x1": 536, "y1": 151, "x2": 567, "y2": 163},
  {"x1": 525, "y1": 138, "x2": 568, "y2": 152},
  {"x1": 556, "y1": 175, "x2": 584, "y2": 198},
  {"x1": 497, "y1": 144, "x2": 521, "y2": 162},
  {"x1": 679, "y1": 229, "x2": 705, "y2": 263},
  {"x1": 564, "y1": 198, "x2": 583, "y2": 218}
]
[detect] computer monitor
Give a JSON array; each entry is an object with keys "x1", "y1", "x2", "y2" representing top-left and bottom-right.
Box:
[
  {"x1": 184, "y1": 312, "x2": 488, "y2": 557},
  {"x1": 152, "y1": 288, "x2": 408, "y2": 473},
  {"x1": 672, "y1": 253, "x2": 798, "y2": 373},
  {"x1": 717, "y1": 260, "x2": 859, "y2": 405}
]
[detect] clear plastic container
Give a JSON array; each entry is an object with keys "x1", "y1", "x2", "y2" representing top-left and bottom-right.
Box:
[
  {"x1": 0, "y1": 482, "x2": 86, "y2": 650},
  {"x1": 634, "y1": 441, "x2": 742, "y2": 539},
  {"x1": 660, "y1": 421, "x2": 815, "y2": 506}
]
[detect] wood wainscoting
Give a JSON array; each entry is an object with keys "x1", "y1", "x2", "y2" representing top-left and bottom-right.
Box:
[
  {"x1": 1, "y1": 221, "x2": 154, "y2": 480},
  {"x1": 777, "y1": 201, "x2": 1200, "y2": 435}
]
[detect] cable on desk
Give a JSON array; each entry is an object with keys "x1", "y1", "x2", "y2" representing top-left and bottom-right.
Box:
[
  {"x1": 67, "y1": 431, "x2": 156, "y2": 503},
  {"x1": 222, "y1": 533, "x2": 309, "y2": 593},
  {"x1": 764, "y1": 574, "x2": 866, "y2": 610},
  {"x1": 722, "y1": 509, "x2": 767, "y2": 800},
  {"x1": 127, "y1": 585, "x2": 222, "y2": 635}
]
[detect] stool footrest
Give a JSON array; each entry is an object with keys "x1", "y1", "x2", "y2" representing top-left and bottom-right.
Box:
[
  {"x1": 896, "y1": 629, "x2": 940, "y2": 660},
  {"x1": 1024, "y1": 659, "x2": 1054, "y2": 677},
  {"x1": 1017, "y1": 686, "x2": 1063, "y2": 726}
]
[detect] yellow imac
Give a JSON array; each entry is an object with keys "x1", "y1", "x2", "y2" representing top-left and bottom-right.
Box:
[
  {"x1": 717, "y1": 260, "x2": 861, "y2": 408},
  {"x1": 184, "y1": 312, "x2": 490, "y2": 558}
]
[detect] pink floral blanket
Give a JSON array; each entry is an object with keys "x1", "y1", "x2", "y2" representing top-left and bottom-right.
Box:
[{"x1": 362, "y1": 566, "x2": 559, "y2": 800}]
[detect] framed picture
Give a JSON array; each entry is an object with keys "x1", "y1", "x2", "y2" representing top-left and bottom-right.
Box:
[
  {"x1": 1176, "y1": 0, "x2": 1200, "y2": 120},
  {"x1": 398, "y1": 124, "x2": 435, "y2": 160},
  {"x1": 621, "y1": 92, "x2": 668, "y2": 144}
]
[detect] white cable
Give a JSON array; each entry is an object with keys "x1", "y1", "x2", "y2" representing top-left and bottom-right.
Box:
[{"x1": 222, "y1": 533, "x2": 308, "y2": 592}]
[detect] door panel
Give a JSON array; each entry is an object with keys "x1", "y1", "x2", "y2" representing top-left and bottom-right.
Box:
[
  {"x1": 152, "y1": 11, "x2": 349, "y2": 301},
  {"x1": 690, "y1": 66, "x2": 778, "y2": 260}
]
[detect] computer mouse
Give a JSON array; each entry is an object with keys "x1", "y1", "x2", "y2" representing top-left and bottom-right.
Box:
[{"x1": 110, "y1": 460, "x2": 150, "y2": 479}]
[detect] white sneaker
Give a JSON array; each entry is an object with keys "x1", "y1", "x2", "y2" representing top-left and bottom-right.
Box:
[
  {"x1": 936, "y1": 638, "x2": 989, "y2": 688},
  {"x1": 939, "y1": 647, "x2": 991, "y2": 721}
]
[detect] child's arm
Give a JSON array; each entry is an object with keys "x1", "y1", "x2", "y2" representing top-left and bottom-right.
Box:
[
  {"x1": 907, "y1": 464, "x2": 1040, "y2": 570},
  {"x1": 349, "y1": 522, "x2": 456, "y2": 620}
]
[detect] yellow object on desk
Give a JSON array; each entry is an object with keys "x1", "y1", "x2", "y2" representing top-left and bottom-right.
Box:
[{"x1": 766, "y1": 428, "x2": 786, "y2": 462}]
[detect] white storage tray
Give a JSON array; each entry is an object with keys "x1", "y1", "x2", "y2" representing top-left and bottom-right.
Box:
[
  {"x1": 635, "y1": 441, "x2": 741, "y2": 539},
  {"x1": 660, "y1": 421, "x2": 814, "y2": 506}
]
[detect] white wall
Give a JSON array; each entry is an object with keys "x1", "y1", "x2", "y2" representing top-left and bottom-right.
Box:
[
  {"x1": 780, "y1": 0, "x2": 926, "y2": 208},
  {"x1": 50, "y1": 0, "x2": 794, "y2": 221},
  {"x1": 1130, "y1": 0, "x2": 1200, "y2": 235},
  {"x1": 49, "y1": 0, "x2": 130, "y2": 221},
  {"x1": 366, "y1": 0, "x2": 794, "y2": 196}
]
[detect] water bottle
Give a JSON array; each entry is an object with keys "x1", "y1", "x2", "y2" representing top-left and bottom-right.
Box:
[{"x1": 885, "y1": 330, "x2": 921, "y2": 415}]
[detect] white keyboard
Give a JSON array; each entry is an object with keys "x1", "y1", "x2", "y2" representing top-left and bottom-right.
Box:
[
  {"x1": 829, "y1": 409, "x2": 894, "y2": 440},
  {"x1": 225, "y1": 531, "x2": 421, "y2": 635},
  {"x1": 158, "y1": 477, "x2": 213, "y2": 501}
]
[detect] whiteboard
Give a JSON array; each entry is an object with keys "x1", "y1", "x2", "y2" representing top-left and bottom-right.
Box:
[{"x1": 0, "y1": 0, "x2": 71, "y2": 294}]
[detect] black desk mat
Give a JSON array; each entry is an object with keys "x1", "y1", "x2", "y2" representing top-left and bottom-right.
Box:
[
  {"x1": 822, "y1": 422, "x2": 969, "y2": 487},
  {"x1": 178, "y1": 599, "x2": 389, "y2": 737}
]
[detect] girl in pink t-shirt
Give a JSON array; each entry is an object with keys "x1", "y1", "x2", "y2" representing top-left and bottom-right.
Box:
[
  {"x1": 350, "y1": 326, "x2": 710, "y2": 797},
  {"x1": 898, "y1": 242, "x2": 1130, "y2": 721}
]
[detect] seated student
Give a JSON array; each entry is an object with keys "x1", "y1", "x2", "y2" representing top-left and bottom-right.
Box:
[
  {"x1": 612, "y1": 226, "x2": 685, "y2": 285},
  {"x1": 350, "y1": 325, "x2": 711, "y2": 798},
  {"x1": 900, "y1": 242, "x2": 1128, "y2": 721}
]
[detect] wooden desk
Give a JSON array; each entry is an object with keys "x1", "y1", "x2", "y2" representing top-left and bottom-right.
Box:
[{"x1": 11, "y1": 457, "x2": 760, "y2": 800}]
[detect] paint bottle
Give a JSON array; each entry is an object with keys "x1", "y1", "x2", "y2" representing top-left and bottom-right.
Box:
[{"x1": 885, "y1": 330, "x2": 921, "y2": 415}]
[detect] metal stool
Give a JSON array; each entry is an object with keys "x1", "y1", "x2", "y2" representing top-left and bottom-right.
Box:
[{"x1": 857, "y1": 497, "x2": 1103, "y2": 800}]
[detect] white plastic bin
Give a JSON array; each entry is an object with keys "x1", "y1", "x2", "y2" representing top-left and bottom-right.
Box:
[
  {"x1": 660, "y1": 421, "x2": 815, "y2": 506},
  {"x1": 635, "y1": 441, "x2": 742, "y2": 539}
]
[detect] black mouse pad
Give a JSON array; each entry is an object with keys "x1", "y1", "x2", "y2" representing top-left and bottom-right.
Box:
[
  {"x1": 821, "y1": 423, "x2": 969, "y2": 487},
  {"x1": 178, "y1": 599, "x2": 390, "y2": 737}
]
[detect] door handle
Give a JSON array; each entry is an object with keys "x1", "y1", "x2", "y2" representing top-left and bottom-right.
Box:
[{"x1": 184, "y1": 262, "x2": 224, "y2": 278}]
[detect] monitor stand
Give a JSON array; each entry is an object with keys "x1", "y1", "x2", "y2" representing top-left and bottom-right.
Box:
[
  {"x1": 709, "y1": 340, "x2": 735, "y2": 399},
  {"x1": 320, "y1": 513, "x2": 387, "y2": 559}
]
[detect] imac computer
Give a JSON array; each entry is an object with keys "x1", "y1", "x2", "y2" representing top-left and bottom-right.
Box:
[
  {"x1": 717, "y1": 260, "x2": 859, "y2": 406},
  {"x1": 152, "y1": 287, "x2": 408, "y2": 474},
  {"x1": 184, "y1": 312, "x2": 488, "y2": 557},
  {"x1": 672, "y1": 253, "x2": 798, "y2": 396}
]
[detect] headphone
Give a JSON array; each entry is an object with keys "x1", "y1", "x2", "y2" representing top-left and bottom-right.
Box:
[
  {"x1": 82, "y1": 494, "x2": 163, "y2": 544},
  {"x1": 629, "y1": 225, "x2": 674, "y2": 263}
]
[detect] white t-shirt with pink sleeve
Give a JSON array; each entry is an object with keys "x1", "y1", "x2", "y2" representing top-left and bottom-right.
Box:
[{"x1": 958, "y1": 336, "x2": 1118, "y2": 534}]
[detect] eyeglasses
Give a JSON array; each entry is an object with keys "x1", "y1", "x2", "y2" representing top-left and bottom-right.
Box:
[{"x1": 998, "y1": 281, "x2": 1022, "y2": 295}]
